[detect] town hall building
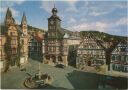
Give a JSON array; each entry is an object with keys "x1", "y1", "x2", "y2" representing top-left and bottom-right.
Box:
[{"x1": 43, "y1": 6, "x2": 68, "y2": 66}]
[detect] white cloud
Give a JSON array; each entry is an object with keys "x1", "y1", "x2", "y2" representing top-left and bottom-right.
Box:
[
  {"x1": 68, "y1": 17, "x2": 76, "y2": 24},
  {"x1": 5, "y1": 0, "x2": 26, "y2": 5},
  {"x1": 89, "y1": 10, "x2": 109, "y2": 16},
  {"x1": 67, "y1": 17, "x2": 127, "y2": 35},
  {"x1": 1, "y1": 0, "x2": 25, "y2": 7},
  {"x1": 65, "y1": 0, "x2": 78, "y2": 13},
  {"x1": 88, "y1": 6, "x2": 114, "y2": 16},
  {"x1": 80, "y1": 18, "x2": 87, "y2": 22},
  {"x1": 15, "y1": 19, "x2": 20, "y2": 24},
  {"x1": 68, "y1": 21, "x2": 108, "y2": 32},
  {"x1": 40, "y1": 0, "x2": 78, "y2": 13},
  {"x1": 10, "y1": 8, "x2": 20, "y2": 17},
  {"x1": 0, "y1": 7, "x2": 7, "y2": 13},
  {"x1": 66, "y1": 5, "x2": 78, "y2": 13},
  {"x1": 0, "y1": 7, "x2": 20, "y2": 17},
  {"x1": 113, "y1": 2, "x2": 127, "y2": 9},
  {"x1": 87, "y1": 1, "x2": 127, "y2": 16},
  {"x1": 58, "y1": 14, "x2": 64, "y2": 19},
  {"x1": 116, "y1": 17, "x2": 128, "y2": 26},
  {"x1": 0, "y1": 1, "x2": 24, "y2": 17},
  {"x1": 40, "y1": 1, "x2": 54, "y2": 13},
  {"x1": 14, "y1": 0, "x2": 26, "y2": 5}
]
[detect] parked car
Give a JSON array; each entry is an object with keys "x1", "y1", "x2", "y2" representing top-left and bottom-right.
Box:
[{"x1": 55, "y1": 64, "x2": 65, "y2": 69}]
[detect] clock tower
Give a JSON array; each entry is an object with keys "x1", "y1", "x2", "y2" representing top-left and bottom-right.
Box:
[
  {"x1": 44, "y1": 6, "x2": 68, "y2": 66},
  {"x1": 48, "y1": 6, "x2": 62, "y2": 38}
]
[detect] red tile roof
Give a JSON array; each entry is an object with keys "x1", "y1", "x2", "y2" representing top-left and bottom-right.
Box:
[{"x1": 34, "y1": 35, "x2": 44, "y2": 42}]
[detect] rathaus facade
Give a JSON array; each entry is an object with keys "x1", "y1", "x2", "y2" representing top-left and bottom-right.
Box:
[{"x1": 43, "y1": 7, "x2": 68, "y2": 66}]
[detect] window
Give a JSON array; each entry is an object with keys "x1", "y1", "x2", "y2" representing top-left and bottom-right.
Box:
[
  {"x1": 12, "y1": 48, "x2": 17, "y2": 54},
  {"x1": 53, "y1": 47, "x2": 55, "y2": 52},
  {"x1": 57, "y1": 47, "x2": 59, "y2": 52},
  {"x1": 121, "y1": 56, "x2": 125, "y2": 61},
  {"x1": 51, "y1": 47, "x2": 53, "y2": 52},
  {"x1": 126, "y1": 56, "x2": 128, "y2": 62},
  {"x1": 10, "y1": 32, "x2": 15, "y2": 36},
  {"x1": 11, "y1": 39, "x2": 16, "y2": 45},
  {"x1": 118, "y1": 55, "x2": 121, "y2": 61},
  {"x1": 49, "y1": 26, "x2": 51, "y2": 29},
  {"x1": 38, "y1": 43, "x2": 41, "y2": 46},
  {"x1": 111, "y1": 55, "x2": 115, "y2": 60},
  {"x1": 34, "y1": 42, "x2": 37, "y2": 46},
  {"x1": 115, "y1": 55, "x2": 117, "y2": 60}
]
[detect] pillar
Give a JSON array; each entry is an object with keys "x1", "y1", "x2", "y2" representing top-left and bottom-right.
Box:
[{"x1": 56, "y1": 55, "x2": 58, "y2": 65}]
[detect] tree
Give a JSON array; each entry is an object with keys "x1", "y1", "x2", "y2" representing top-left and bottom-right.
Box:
[
  {"x1": 16, "y1": 32, "x2": 22, "y2": 68},
  {"x1": 4, "y1": 35, "x2": 11, "y2": 72}
]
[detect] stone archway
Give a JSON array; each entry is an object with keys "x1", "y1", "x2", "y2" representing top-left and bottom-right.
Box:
[
  {"x1": 51, "y1": 55, "x2": 56, "y2": 63},
  {"x1": 45, "y1": 55, "x2": 50, "y2": 60},
  {"x1": 58, "y1": 56, "x2": 63, "y2": 62},
  {"x1": 87, "y1": 60, "x2": 91, "y2": 66}
]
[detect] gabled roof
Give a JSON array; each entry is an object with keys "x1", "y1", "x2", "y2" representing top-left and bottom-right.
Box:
[
  {"x1": 77, "y1": 33, "x2": 104, "y2": 50},
  {"x1": 112, "y1": 41, "x2": 128, "y2": 54},
  {"x1": 30, "y1": 34, "x2": 44, "y2": 43}
]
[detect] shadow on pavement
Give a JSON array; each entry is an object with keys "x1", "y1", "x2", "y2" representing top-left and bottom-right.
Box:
[
  {"x1": 29, "y1": 54, "x2": 42, "y2": 62},
  {"x1": 66, "y1": 70, "x2": 100, "y2": 89},
  {"x1": 66, "y1": 70, "x2": 128, "y2": 89},
  {"x1": 105, "y1": 76, "x2": 128, "y2": 89},
  {"x1": 35, "y1": 84, "x2": 67, "y2": 89}
]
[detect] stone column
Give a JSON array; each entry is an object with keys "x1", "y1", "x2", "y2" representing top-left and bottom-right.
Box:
[
  {"x1": 110, "y1": 63, "x2": 113, "y2": 71},
  {"x1": 63, "y1": 56, "x2": 68, "y2": 66},
  {"x1": 42, "y1": 55, "x2": 45, "y2": 63},
  {"x1": 56, "y1": 55, "x2": 58, "y2": 65},
  {"x1": 49, "y1": 55, "x2": 52, "y2": 65}
]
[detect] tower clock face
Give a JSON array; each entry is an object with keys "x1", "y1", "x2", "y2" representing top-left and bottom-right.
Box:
[{"x1": 50, "y1": 20, "x2": 54, "y2": 25}]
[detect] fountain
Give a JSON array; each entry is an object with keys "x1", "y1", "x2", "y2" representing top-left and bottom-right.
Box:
[{"x1": 24, "y1": 63, "x2": 53, "y2": 88}]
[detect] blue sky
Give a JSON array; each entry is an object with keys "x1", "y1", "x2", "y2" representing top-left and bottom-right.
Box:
[{"x1": 0, "y1": 0, "x2": 127, "y2": 36}]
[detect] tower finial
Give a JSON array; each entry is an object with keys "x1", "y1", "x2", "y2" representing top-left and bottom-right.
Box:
[
  {"x1": 54, "y1": 3, "x2": 55, "y2": 8},
  {"x1": 53, "y1": 0, "x2": 55, "y2": 8},
  {"x1": 52, "y1": 0, "x2": 57, "y2": 15}
]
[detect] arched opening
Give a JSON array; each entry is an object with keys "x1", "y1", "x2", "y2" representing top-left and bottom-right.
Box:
[
  {"x1": 87, "y1": 61, "x2": 91, "y2": 66},
  {"x1": 58, "y1": 56, "x2": 63, "y2": 62},
  {"x1": 45, "y1": 55, "x2": 50, "y2": 60},
  {"x1": 51, "y1": 55, "x2": 56, "y2": 63}
]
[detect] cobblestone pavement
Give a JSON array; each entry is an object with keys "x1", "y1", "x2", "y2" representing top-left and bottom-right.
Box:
[{"x1": 1, "y1": 59, "x2": 117, "y2": 89}]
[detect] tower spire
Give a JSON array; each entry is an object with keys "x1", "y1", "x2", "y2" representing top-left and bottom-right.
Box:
[
  {"x1": 52, "y1": 1, "x2": 57, "y2": 15},
  {"x1": 5, "y1": 7, "x2": 15, "y2": 25},
  {"x1": 21, "y1": 12, "x2": 27, "y2": 25},
  {"x1": 6, "y1": 7, "x2": 12, "y2": 18}
]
